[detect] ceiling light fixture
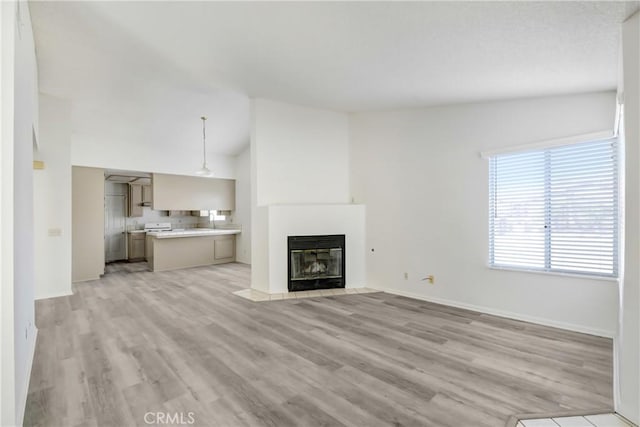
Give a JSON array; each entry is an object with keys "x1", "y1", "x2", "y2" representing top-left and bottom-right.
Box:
[{"x1": 195, "y1": 116, "x2": 214, "y2": 177}]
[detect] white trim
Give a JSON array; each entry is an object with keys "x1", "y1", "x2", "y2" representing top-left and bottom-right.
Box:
[
  {"x1": 72, "y1": 276, "x2": 101, "y2": 283},
  {"x1": 35, "y1": 290, "x2": 73, "y2": 301},
  {"x1": 613, "y1": 335, "x2": 621, "y2": 414},
  {"x1": 372, "y1": 286, "x2": 616, "y2": 338},
  {"x1": 16, "y1": 327, "x2": 37, "y2": 427},
  {"x1": 480, "y1": 130, "x2": 614, "y2": 159},
  {"x1": 614, "y1": 95, "x2": 624, "y2": 137},
  {"x1": 487, "y1": 265, "x2": 619, "y2": 282}
]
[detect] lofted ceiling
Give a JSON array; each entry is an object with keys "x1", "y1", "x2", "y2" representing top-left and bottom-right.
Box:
[{"x1": 29, "y1": 1, "x2": 639, "y2": 156}]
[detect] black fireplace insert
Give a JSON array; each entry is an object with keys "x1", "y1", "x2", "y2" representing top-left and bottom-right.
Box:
[{"x1": 287, "y1": 235, "x2": 345, "y2": 292}]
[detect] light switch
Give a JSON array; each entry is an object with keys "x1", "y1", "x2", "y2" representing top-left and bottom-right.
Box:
[{"x1": 48, "y1": 228, "x2": 61, "y2": 237}]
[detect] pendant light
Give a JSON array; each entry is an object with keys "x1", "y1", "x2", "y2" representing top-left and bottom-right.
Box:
[{"x1": 195, "y1": 116, "x2": 214, "y2": 177}]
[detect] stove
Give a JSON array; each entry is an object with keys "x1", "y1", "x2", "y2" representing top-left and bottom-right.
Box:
[{"x1": 143, "y1": 222, "x2": 172, "y2": 233}]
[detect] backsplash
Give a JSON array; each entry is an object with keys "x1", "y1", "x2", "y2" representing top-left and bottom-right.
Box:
[{"x1": 126, "y1": 208, "x2": 199, "y2": 231}]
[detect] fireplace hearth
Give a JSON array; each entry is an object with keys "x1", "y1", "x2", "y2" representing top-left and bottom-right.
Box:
[{"x1": 288, "y1": 235, "x2": 345, "y2": 292}]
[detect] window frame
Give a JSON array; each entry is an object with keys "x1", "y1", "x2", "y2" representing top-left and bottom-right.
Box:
[{"x1": 487, "y1": 136, "x2": 620, "y2": 279}]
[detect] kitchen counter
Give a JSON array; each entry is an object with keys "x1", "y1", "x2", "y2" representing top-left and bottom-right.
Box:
[
  {"x1": 147, "y1": 228, "x2": 240, "y2": 239},
  {"x1": 146, "y1": 230, "x2": 238, "y2": 272}
]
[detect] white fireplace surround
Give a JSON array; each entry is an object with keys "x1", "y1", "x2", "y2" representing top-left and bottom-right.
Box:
[{"x1": 251, "y1": 204, "x2": 366, "y2": 294}]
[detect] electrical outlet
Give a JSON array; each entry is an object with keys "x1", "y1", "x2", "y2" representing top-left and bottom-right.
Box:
[{"x1": 403, "y1": 272, "x2": 408, "y2": 280}]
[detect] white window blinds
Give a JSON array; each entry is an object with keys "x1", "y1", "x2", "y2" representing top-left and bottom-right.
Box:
[{"x1": 489, "y1": 138, "x2": 619, "y2": 278}]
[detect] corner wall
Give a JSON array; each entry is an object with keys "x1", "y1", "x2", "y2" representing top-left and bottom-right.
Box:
[
  {"x1": 70, "y1": 123, "x2": 237, "y2": 180},
  {"x1": 234, "y1": 146, "x2": 251, "y2": 264},
  {"x1": 350, "y1": 91, "x2": 619, "y2": 336},
  {"x1": 34, "y1": 94, "x2": 72, "y2": 299},
  {"x1": 72, "y1": 166, "x2": 104, "y2": 282},
  {"x1": 0, "y1": 2, "x2": 17, "y2": 425},
  {"x1": 2, "y1": 1, "x2": 38, "y2": 425},
  {"x1": 253, "y1": 98, "x2": 350, "y2": 206},
  {"x1": 13, "y1": 3, "x2": 38, "y2": 422},
  {"x1": 617, "y1": 11, "x2": 640, "y2": 424},
  {"x1": 250, "y1": 99, "x2": 358, "y2": 293}
]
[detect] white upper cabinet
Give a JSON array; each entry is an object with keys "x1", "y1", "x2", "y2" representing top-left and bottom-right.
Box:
[{"x1": 152, "y1": 173, "x2": 235, "y2": 211}]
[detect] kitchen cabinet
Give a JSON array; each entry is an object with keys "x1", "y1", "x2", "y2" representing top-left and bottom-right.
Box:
[
  {"x1": 128, "y1": 184, "x2": 143, "y2": 217},
  {"x1": 128, "y1": 232, "x2": 146, "y2": 260},
  {"x1": 146, "y1": 233, "x2": 238, "y2": 272},
  {"x1": 214, "y1": 235, "x2": 235, "y2": 261},
  {"x1": 152, "y1": 173, "x2": 235, "y2": 211},
  {"x1": 128, "y1": 184, "x2": 152, "y2": 217},
  {"x1": 142, "y1": 185, "x2": 152, "y2": 205}
]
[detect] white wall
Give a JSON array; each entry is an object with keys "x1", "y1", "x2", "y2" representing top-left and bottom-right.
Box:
[
  {"x1": 0, "y1": 3, "x2": 16, "y2": 424},
  {"x1": 251, "y1": 100, "x2": 268, "y2": 291},
  {"x1": 34, "y1": 94, "x2": 72, "y2": 300},
  {"x1": 234, "y1": 146, "x2": 251, "y2": 264},
  {"x1": 617, "y1": 11, "x2": 639, "y2": 425},
  {"x1": 71, "y1": 133, "x2": 237, "y2": 180},
  {"x1": 251, "y1": 206, "x2": 269, "y2": 292},
  {"x1": 350, "y1": 91, "x2": 619, "y2": 337},
  {"x1": 2, "y1": 2, "x2": 38, "y2": 425},
  {"x1": 72, "y1": 166, "x2": 105, "y2": 282},
  {"x1": 251, "y1": 99, "x2": 355, "y2": 292},
  {"x1": 13, "y1": 2, "x2": 38, "y2": 425},
  {"x1": 253, "y1": 98, "x2": 350, "y2": 206}
]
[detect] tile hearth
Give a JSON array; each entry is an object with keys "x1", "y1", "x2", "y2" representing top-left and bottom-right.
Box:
[{"x1": 233, "y1": 287, "x2": 380, "y2": 302}]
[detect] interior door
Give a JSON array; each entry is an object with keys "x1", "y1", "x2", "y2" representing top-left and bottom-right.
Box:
[{"x1": 105, "y1": 195, "x2": 126, "y2": 262}]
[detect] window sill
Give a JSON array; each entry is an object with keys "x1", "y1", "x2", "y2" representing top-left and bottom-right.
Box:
[{"x1": 487, "y1": 265, "x2": 619, "y2": 282}]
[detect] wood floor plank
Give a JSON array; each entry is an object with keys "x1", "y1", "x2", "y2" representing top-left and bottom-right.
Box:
[{"x1": 25, "y1": 262, "x2": 613, "y2": 426}]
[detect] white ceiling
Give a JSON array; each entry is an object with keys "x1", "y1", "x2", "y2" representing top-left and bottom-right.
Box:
[{"x1": 30, "y1": 1, "x2": 638, "y2": 156}]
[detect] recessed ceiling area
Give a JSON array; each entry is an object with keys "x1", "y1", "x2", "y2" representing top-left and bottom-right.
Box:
[
  {"x1": 29, "y1": 1, "x2": 638, "y2": 156},
  {"x1": 105, "y1": 169, "x2": 151, "y2": 185}
]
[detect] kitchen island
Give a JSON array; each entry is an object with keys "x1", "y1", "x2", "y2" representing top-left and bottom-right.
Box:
[{"x1": 146, "y1": 228, "x2": 240, "y2": 272}]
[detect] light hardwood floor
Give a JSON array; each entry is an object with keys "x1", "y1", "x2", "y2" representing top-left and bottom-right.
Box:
[{"x1": 25, "y1": 263, "x2": 613, "y2": 427}]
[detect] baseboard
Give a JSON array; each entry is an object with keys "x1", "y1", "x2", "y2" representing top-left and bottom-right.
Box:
[
  {"x1": 35, "y1": 290, "x2": 72, "y2": 301},
  {"x1": 373, "y1": 287, "x2": 615, "y2": 338},
  {"x1": 72, "y1": 275, "x2": 100, "y2": 283},
  {"x1": 17, "y1": 327, "x2": 38, "y2": 426},
  {"x1": 504, "y1": 408, "x2": 615, "y2": 427},
  {"x1": 616, "y1": 403, "x2": 640, "y2": 426}
]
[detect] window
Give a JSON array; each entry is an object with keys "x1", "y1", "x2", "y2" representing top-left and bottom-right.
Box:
[
  {"x1": 208, "y1": 210, "x2": 227, "y2": 221},
  {"x1": 489, "y1": 138, "x2": 619, "y2": 278}
]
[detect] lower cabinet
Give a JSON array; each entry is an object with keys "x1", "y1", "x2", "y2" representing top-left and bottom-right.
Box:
[
  {"x1": 128, "y1": 233, "x2": 146, "y2": 261},
  {"x1": 147, "y1": 234, "x2": 237, "y2": 272},
  {"x1": 214, "y1": 235, "x2": 235, "y2": 262}
]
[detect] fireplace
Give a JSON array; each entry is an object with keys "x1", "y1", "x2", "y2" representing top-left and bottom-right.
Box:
[{"x1": 288, "y1": 235, "x2": 345, "y2": 292}]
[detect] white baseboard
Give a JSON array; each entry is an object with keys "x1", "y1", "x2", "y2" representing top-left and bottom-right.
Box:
[
  {"x1": 17, "y1": 327, "x2": 38, "y2": 426},
  {"x1": 373, "y1": 286, "x2": 615, "y2": 338},
  {"x1": 35, "y1": 290, "x2": 72, "y2": 301}
]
